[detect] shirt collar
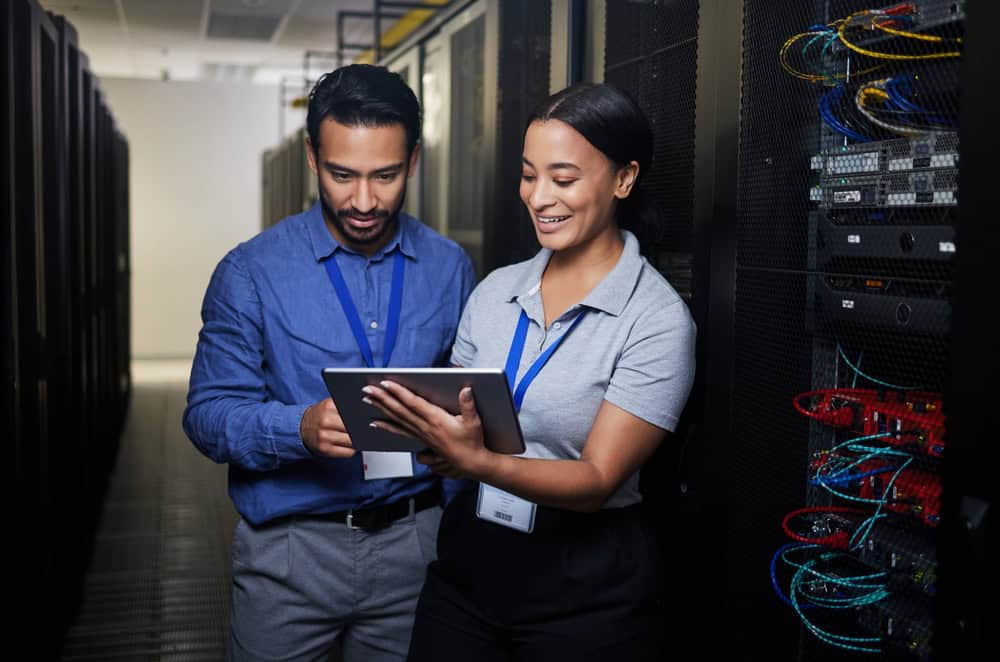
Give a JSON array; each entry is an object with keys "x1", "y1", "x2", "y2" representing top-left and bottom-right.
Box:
[
  {"x1": 506, "y1": 230, "x2": 645, "y2": 317},
  {"x1": 305, "y1": 200, "x2": 418, "y2": 262}
]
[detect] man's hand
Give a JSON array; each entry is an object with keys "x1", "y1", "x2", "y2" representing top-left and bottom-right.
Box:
[{"x1": 300, "y1": 398, "x2": 355, "y2": 458}]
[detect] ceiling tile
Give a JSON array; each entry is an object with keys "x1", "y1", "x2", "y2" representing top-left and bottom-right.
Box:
[{"x1": 122, "y1": 0, "x2": 204, "y2": 32}]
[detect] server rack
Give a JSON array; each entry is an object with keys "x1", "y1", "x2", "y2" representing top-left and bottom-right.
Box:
[
  {"x1": 261, "y1": 126, "x2": 315, "y2": 231},
  {"x1": 1, "y1": 0, "x2": 24, "y2": 644},
  {"x1": 52, "y1": 13, "x2": 94, "y2": 628},
  {"x1": 480, "y1": 0, "x2": 552, "y2": 273},
  {"x1": 389, "y1": 0, "x2": 552, "y2": 276},
  {"x1": 597, "y1": 2, "x2": 704, "y2": 649},
  {"x1": 6, "y1": 0, "x2": 131, "y2": 653},
  {"x1": 681, "y1": 0, "x2": 992, "y2": 659},
  {"x1": 9, "y1": 1, "x2": 53, "y2": 651}
]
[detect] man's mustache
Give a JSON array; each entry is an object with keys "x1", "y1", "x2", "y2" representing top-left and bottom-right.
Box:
[{"x1": 337, "y1": 208, "x2": 389, "y2": 220}]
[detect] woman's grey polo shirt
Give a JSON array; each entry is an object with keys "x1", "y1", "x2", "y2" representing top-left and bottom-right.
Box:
[{"x1": 451, "y1": 230, "x2": 696, "y2": 509}]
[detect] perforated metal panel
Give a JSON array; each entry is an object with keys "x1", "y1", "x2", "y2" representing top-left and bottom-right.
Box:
[
  {"x1": 484, "y1": 0, "x2": 552, "y2": 273},
  {"x1": 605, "y1": 0, "x2": 699, "y2": 297},
  {"x1": 733, "y1": 1, "x2": 963, "y2": 659}
]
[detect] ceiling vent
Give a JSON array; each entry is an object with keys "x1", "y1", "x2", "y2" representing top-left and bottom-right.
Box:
[
  {"x1": 201, "y1": 62, "x2": 259, "y2": 82},
  {"x1": 206, "y1": 11, "x2": 282, "y2": 41}
]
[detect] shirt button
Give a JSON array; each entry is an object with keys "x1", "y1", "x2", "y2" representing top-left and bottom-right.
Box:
[
  {"x1": 553, "y1": 322, "x2": 562, "y2": 330},
  {"x1": 370, "y1": 321, "x2": 378, "y2": 329}
]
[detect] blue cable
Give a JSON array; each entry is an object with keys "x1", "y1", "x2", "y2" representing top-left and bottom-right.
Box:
[
  {"x1": 811, "y1": 466, "x2": 894, "y2": 487},
  {"x1": 771, "y1": 542, "x2": 816, "y2": 608},
  {"x1": 884, "y1": 74, "x2": 959, "y2": 128},
  {"x1": 820, "y1": 86, "x2": 870, "y2": 142},
  {"x1": 814, "y1": 448, "x2": 913, "y2": 507}
]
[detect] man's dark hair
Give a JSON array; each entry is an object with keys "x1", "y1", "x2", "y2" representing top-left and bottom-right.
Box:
[{"x1": 307, "y1": 64, "x2": 421, "y2": 156}]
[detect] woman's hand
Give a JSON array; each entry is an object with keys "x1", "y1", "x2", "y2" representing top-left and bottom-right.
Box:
[
  {"x1": 362, "y1": 382, "x2": 490, "y2": 476},
  {"x1": 415, "y1": 450, "x2": 465, "y2": 478}
]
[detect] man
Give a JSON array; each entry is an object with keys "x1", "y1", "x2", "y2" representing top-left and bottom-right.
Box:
[{"x1": 183, "y1": 64, "x2": 476, "y2": 661}]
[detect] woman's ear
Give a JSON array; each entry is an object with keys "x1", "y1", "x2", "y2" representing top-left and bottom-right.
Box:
[{"x1": 614, "y1": 160, "x2": 640, "y2": 199}]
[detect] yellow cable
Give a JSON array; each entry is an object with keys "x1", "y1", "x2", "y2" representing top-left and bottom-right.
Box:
[
  {"x1": 780, "y1": 30, "x2": 884, "y2": 84},
  {"x1": 780, "y1": 31, "x2": 832, "y2": 82},
  {"x1": 873, "y1": 22, "x2": 960, "y2": 43},
  {"x1": 837, "y1": 13, "x2": 961, "y2": 60},
  {"x1": 859, "y1": 86, "x2": 889, "y2": 104}
]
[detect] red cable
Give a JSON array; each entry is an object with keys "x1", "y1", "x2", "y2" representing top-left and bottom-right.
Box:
[{"x1": 782, "y1": 506, "x2": 868, "y2": 549}]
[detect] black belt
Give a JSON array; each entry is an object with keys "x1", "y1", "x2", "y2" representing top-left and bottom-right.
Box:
[{"x1": 317, "y1": 483, "x2": 442, "y2": 533}]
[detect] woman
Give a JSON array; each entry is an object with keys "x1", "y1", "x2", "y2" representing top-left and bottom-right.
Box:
[{"x1": 363, "y1": 82, "x2": 696, "y2": 661}]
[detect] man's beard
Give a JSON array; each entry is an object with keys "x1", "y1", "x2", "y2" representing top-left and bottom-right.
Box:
[{"x1": 319, "y1": 179, "x2": 408, "y2": 250}]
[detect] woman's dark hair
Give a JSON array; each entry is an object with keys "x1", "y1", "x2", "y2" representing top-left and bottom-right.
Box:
[
  {"x1": 307, "y1": 64, "x2": 421, "y2": 157},
  {"x1": 526, "y1": 82, "x2": 662, "y2": 248}
]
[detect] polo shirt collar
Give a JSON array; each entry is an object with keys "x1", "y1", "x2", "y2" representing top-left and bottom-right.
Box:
[
  {"x1": 507, "y1": 230, "x2": 645, "y2": 318},
  {"x1": 305, "y1": 200, "x2": 417, "y2": 262}
]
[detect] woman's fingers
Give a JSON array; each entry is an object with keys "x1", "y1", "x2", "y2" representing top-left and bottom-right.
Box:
[
  {"x1": 369, "y1": 417, "x2": 422, "y2": 441},
  {"x1": 362, "y1": 383, "x2": 430, "y2": 432},
  {"x1": 376, "y1": 380, "x2": 441, "y2": 418},
  {"x1": 457, "y1": 387, "x2": 480, "y2": 424},
  {"x1": 416, "y1": 450, "x2": 463, "y2": 478}
]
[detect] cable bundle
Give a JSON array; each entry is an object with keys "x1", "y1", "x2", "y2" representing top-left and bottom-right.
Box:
[{"x1": 781, "y1": 3, "x2": 963, "y2": 141}]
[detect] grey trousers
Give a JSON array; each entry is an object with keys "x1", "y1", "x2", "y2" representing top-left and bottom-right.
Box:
[{"x1": 228, "y1": 505, "x2": 442, "y2": 662}]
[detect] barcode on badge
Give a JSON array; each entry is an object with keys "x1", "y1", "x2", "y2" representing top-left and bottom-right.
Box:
[{"x1": 494, "y1": 511, "x2": 512, "y2": 522}]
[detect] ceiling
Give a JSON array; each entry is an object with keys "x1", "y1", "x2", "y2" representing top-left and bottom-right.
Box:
[{"x1": 38, "y1": 0, "x2": 431, "y2": 85}]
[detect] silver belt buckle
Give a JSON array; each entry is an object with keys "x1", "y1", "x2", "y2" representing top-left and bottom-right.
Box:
[{"x1": 346, "y1": 510, "x2": 359, "y2": 530}]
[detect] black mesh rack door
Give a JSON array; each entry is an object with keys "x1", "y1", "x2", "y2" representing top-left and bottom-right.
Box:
[{"x1": 737, "y1": 1, "x2": 964, "y2": 660}]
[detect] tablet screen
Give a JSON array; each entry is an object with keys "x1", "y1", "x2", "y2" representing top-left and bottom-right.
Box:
[{"x1": 321, "y1": 367, "x2": 525, "y2": 455}]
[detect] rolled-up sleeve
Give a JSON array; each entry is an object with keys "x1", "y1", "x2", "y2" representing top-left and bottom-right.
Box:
[{"x1": 183, "y1": 251, "x2": 313, "y2": 470}]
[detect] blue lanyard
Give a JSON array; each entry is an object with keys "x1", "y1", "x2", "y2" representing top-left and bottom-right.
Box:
[
  {"x1": 504, "y1": 308, "x2": 587, "y2": 412},
  {"x1": 323, "y1": 249, "x2": 406, "y2": 368}
]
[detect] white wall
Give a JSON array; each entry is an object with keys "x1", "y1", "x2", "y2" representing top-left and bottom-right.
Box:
[{"x1": 100, "y1": 78, "x2": 285, "y2": 359}]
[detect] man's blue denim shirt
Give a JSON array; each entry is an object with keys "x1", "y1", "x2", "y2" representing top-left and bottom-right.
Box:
[{"x1": 183, "y1": 202, "x2": 476, "y2": 525}]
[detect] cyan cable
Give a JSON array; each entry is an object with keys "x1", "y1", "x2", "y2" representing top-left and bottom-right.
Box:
[
  {"x1": 837, "y1": 344, "x2": 923, "y2": 390},
  {"x1": 784, "y1": 549, "x2": 885, "y2": 654}
]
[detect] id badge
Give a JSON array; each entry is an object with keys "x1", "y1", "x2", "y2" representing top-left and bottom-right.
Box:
[
  {"x1": 362, "y1": 451, "x2": 414, "y2": 480},
  {"x1": 476, "y1": 483, "x2": 536, "y2": 533}
]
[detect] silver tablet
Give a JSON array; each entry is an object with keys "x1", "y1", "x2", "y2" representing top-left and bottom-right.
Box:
[{"x1": 321, "y1": 367, "x2": 526, "y2": 455}]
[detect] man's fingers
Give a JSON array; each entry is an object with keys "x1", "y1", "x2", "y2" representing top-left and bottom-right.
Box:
[
  {"x1": 314, "y1": 433, "x2": 355, "y2": 458},
  {"x1": 322, "y1": 410, "x2": 348, "y2": 432},
  {"x1": 319, "y1": 445, "x2": 356, "y2": 459},
  {"x1": 317, "y1": 430, "x2": 352, "y2": 448}
]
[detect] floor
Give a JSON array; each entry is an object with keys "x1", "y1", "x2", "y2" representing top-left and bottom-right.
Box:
[{"x1": 60, "y1": 359, "x2": 238, "y2": 660}]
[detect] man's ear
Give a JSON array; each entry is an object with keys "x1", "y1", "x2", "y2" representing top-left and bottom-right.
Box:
[
  {"x1": 613, "y1": 160, "x2": 640, "y2": 199},
  {"x1": 407, "y1": 142, "x2": 421, "y2": 178},
  {"x1": 305, "y1": 137, "x2": 318, "y2": 175}
]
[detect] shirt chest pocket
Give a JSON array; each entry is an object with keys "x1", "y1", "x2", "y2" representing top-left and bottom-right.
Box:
[
  {"x1": 267, "y1": 315, "x2": 370, "y2": 375},
  {"x1": 392, "y1": 320, "x2": 455, "y2": 367}
]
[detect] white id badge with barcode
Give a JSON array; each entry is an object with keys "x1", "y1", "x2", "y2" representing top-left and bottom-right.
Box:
[
  {"x1": 362, "y1": 451, "x2": 414, "y2": 480},
  {"x1": 476, "y1": 483, "x2": 536, "y2": 533}
]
